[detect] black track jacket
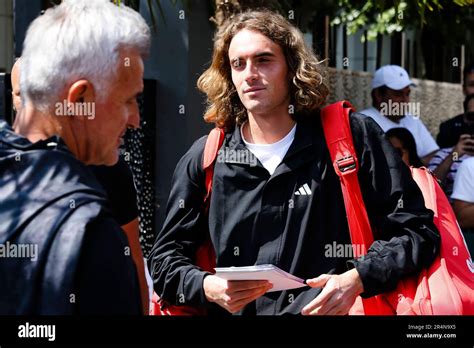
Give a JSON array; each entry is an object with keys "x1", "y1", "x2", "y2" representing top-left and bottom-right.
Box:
[
  {"x1": 149, "y1": 112, "x2": 440, "y2": 315},
  {"x1": 0, "y1": 121, "x2": 142, "y2": 314}
]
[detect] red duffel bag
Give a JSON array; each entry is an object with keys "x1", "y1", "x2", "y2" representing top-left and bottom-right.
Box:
[{"x1": 321, "y1": 101, "x2": 474, "y2": 315}]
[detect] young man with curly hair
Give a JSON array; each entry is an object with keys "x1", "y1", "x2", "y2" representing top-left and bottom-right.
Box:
[{"x1": 149, "y1": 11, "x2": 440, "y2": 315}]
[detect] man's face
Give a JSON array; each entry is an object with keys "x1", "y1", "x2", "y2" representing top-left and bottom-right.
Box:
[
  {"x1": 228, "y1": 29, "x2": 290, "y2": 118},
  {"x1": 464, "y1": 72, "x2": 474, "y2": 96},
  {"x1": 70, "y1": 50, "x2": 143, "y2": 166},
  {"x1": 388, "y1": 136, "x2": 410, "y2": 167},
  {"x1": 384, "y1": 86, "x2": 410, "y2": 104},
  {"x1": 11, "y1": 60, "x2": 22, "y2": 114},
  {"x1": 376, "y1": 86, "x2": 410, "y2": 121}
]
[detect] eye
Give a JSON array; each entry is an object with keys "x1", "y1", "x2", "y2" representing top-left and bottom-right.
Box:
[
  {"x1": 127, "y1": 93, "x2": 142, "y2": 105},
  {"x1": 232, "y1": 59, "x2": 244, "y2": 69}
]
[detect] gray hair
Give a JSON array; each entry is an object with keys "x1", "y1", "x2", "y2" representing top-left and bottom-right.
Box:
[{"x1": 21, "y1": 0, "x2": 151, "y2": 111}]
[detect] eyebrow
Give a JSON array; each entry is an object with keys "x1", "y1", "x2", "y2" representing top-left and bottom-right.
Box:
[
  {"x1": 230, "y1": 51, "x2": 276, "y2": 61},
  {"x1": 255, "y1": 52, "x2": 275, "y2": 58}
]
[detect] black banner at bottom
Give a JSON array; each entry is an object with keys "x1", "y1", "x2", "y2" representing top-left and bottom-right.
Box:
[{"x1": 0, "y1": 315, "x2": 472, "y2": 346}]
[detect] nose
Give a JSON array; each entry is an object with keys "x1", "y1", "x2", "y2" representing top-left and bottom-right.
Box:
[
  {"x1": 128, "y1": 105, "x2": 141, "y2": 130},
  {"x1": 244, "y1": 61, "x2": 259, "y2": 84}
]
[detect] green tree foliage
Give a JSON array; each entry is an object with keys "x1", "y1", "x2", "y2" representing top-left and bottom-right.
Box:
[{"x1": 331, "y1": 0, "x2": 473, "y2": 44}]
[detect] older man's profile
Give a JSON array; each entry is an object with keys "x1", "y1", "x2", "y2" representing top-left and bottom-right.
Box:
[{"x1": 0, "y1": 0, "x2": 150, "y2": 314}]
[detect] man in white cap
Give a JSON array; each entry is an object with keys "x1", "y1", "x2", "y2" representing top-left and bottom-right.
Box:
[{"x1": 360, "y1": 65, "x2": 439, "y2": 165}]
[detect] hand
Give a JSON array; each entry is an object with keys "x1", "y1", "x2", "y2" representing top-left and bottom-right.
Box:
[
  {"x1": 301, "y1": 268, "x2": 364, "y2": 316},
  {"x1": 453, "y1": 134, "x2": 474, "y2": 157},
  {"x1": 203, "y1": 275, "x2": 273, "y2": 314}
]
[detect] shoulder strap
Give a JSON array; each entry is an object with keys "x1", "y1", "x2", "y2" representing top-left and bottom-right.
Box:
[
  {"x1": 203, "y1": 128, "x2": 225, "y2": 203},
  {"x1": 320, "y1": 103, "x2": 414, "y2": 314},
  {"x1": 320, "y1": 101, "x2": 374, "y2": 255}
]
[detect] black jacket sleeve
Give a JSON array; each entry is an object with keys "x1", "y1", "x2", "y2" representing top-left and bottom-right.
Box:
[
  {"x1": 348, "y1": 113, "x2": 440, "y2": 298},
  {"x1": 148, "y1": 136, "x2": 211, "y2": 306}
]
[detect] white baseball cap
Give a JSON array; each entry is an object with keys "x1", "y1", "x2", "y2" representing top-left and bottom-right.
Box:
[{"x1": 371, "y1": 65, "x2": 416, "y2": 90}]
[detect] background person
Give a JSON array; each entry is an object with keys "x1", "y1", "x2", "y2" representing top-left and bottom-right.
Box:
[
  {"x1": 360, "y1": 65, "x2": 439, "y2": 165},
  {"x1": 451, "y1": 156, "x2": 474, "y2": 255},
  {"x1": 436, "y1": 64, "x2": 474, "y2": 148},
  {"x1": 10, "y1": 55, "x2": 150, "y2": 314},
  {"x1": 428, "y1": 94, "x2": 474, "y2": 198},
  {"x1": 386, "y1": 127, "x2": 424, "y2": 168}
]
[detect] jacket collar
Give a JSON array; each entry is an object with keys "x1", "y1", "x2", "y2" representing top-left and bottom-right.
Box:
[
  {"x1": 0, "y1": 120, "x2": 69, "y2": 152},
  {"x1": 226, "y1": 113, "x2": 316, "y2": 152},
  {"x1": 223, "y1": 112, "x2": 322, "y2": 176}
]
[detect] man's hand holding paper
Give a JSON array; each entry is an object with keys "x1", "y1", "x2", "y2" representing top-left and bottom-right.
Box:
[
  {"x1": 204, "y1": 264, "x2": 310, "y2": 313},
  {"x1": 203, "y1": 275, "x2": 273, "y2": 314}
]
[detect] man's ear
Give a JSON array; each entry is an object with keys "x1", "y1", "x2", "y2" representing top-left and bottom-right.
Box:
[
  {"x1": 67, "y1": 80, "x2": 95, "y2": 109},
  {"x1": 372, "y1": 89, "x2": 382, "y2": 108}
]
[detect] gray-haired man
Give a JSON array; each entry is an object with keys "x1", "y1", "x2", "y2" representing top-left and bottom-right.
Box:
[{"x1": 0, "y1": 0, "x2": 150, "y2": 314}]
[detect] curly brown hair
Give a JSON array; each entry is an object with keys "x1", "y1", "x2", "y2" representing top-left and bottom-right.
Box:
[{"x1": 197, "y1": 10, "x2": 329, "y2": 131}]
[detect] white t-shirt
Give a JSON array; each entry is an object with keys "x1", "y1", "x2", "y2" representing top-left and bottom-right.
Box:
[
  {"x1": 359, "y1": 106, "x2": 439, "y2": 158},
  {"x1": 241, "y1": 123, "x2": 296, "y2": 175},
  {"x1": 451, "y1": 156, "x2": 474, "y2": 203}
]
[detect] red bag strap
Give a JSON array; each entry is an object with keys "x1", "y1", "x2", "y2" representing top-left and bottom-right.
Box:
[
  {"x1": 320, "y1": 101, "x2": 374, "y2": 255},
  {"x1": 203, "y1": 128, "x2": 225, "y2": 202},
  {"x1": 321, "y1": 101, "x2": 386, "y2": 315}
]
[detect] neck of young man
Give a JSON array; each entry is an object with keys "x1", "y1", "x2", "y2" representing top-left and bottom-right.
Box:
[{"x1": 244, "y1": 105, "x2": 296, "y2": 145}]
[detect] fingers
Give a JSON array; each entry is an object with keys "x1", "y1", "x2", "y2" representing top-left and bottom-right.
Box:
[
  {"x1": 309, "y1": 304, "x2": 338, "y2": 316},
  {"x1": 203, "y1": 275, "x2": 273, "y2": 314},
  {"x1": 225, "y1": 283, "x2": 272, "y2": 302},
  {"x1": 301, "y1": 297, "x2": 320, "y2": 315},
  {"x1": 460, "y1": 144, "x2": 474, "y2": 155},
  {"x1": 459, "y1": 138, "x2": 474, "y2": 147},
  {"x1": 301, "y1": 274, "x2": 333, "y2": 315},
  {"x1": 301, "y1": 282, "x2": 335, "y2": 315},
  {"x1": 227, "y1": 280, "x2": 272, "y2": 292},
  {"x1": 306, "y1": 274, "x2": 331, "y2": 288},
  {"x1": 333, "y1": 308, "x2": 349, "y2": 316},
  {"x1": 226, "y1": 286, "x2": 270, "y2": 313},
  {"x1": 302, "y1": 291, "x2": 355, "y2": 316},
  {"x1": 220, "y1": 280, "x2": 272, "y2": 314},
  {"x1": 454, "y1": 137, "x2": 474, "y2": 156},
  {"x1": 305, "y1": 296, "x2": 339, "y2": 316},
  {"x1": 302, "y1": 270, "x2": 362, "y2": 316}
]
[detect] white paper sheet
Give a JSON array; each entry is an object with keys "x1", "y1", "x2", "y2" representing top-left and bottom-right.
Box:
[{"x1": 214, "y1": 264, "x2": 308, "y2": 292}]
